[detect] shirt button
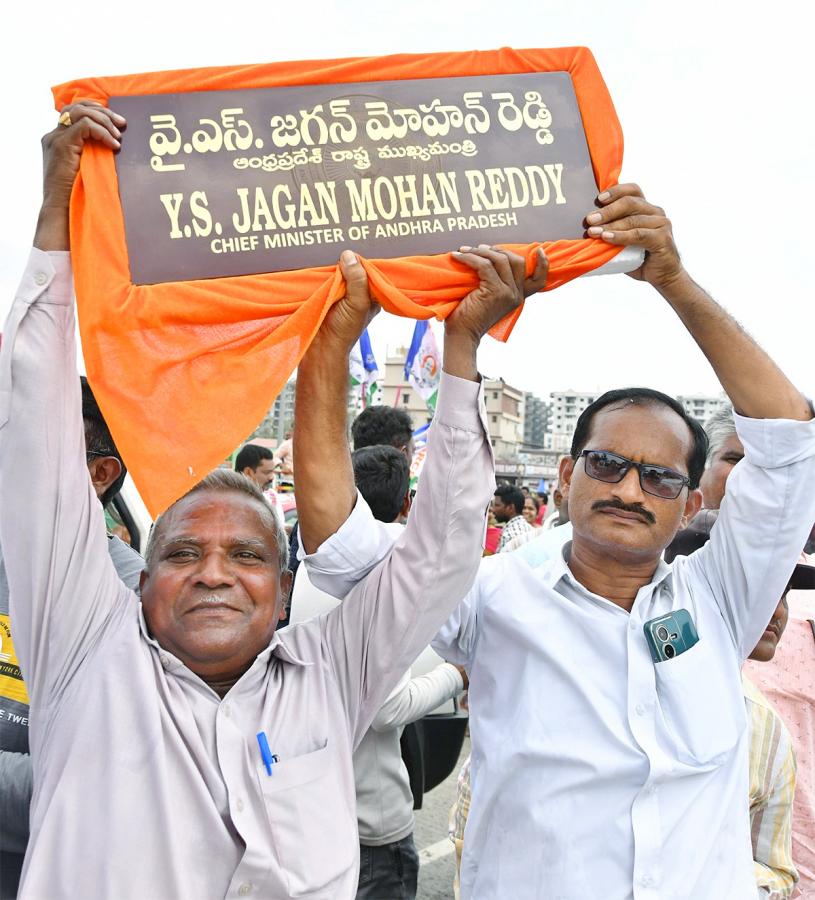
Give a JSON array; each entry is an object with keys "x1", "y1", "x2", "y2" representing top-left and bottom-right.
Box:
[
  {"x1": 235, "y1": 798, "x2": 244, "y2": 812},
  {"x1": 639, "y1": 874, "x2": 653, "y2": 887},
  {"x1": 34, "y1": 272, "x2": 48, "y2": 286},
  {"x1": 635, "y1": 704, "x2": 645, "y2": 716},
  {"x1": 223, "y1": 704, "x2": 231, "y2": 718},
  {"x1": 629, "y1": 621, "x2": 637, "y2": 631},
  {"x1": 160, "y1": 655, "x2": 170, "y2": 669},
  {"x1": 238, "y1": 884, "x2": 252, "y2": 896}
]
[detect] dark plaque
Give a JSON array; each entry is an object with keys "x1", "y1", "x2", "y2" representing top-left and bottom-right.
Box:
[{"x1": 113, "y1": 72, "x2": 598, "y2": 284}]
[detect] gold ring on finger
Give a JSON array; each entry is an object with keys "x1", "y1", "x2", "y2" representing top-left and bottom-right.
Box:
[{"x1": 58, "y1": 110, "x2": 72, "y2": 128}]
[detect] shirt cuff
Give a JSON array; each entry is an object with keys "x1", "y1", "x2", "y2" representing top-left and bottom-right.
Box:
[
  {"x1": 16, "y1": 248, "x2": 72, "y2": 307},
  {"x1": 434, "y1": 371, "x2": 486, "y2": 435},
  {"x1": 734, "y1": 400, "x2": 815, "y2": 468}
]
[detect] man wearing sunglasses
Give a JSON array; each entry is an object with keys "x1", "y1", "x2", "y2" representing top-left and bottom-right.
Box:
[{"x1": 299, "y1": 183, "x2": 815, "y2": 899}]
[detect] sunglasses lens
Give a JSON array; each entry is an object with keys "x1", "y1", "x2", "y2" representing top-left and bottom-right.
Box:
[
  {"x1": 640, "y1": 466, "x2": 684, "y2": 499},
  {"x1": 585, "y1": 451, "x2": 627, "y2": 483}
]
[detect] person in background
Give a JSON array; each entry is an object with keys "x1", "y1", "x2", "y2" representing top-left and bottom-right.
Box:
[
  {"x1": 234, "y1": 442, "x2": 277, "y2": 490},
  {"x1": 522, "y1": 495, "x2": 541, "y2": 528},
  {"x1": 699, "y1": 404, "x2": 744, "y2": 510},
  {"x1": 273, "y1": 430, "x2": 294, "y2": 491},
  {"x1": 289, "y1": 405, "x2": 417, "y2": 583},
  {"x1": 235, "y1": 442, "x2": 284, "y2": 532},
  {"x1": 346, "y1": 445, "x2": 466, "y2": 900},
  {"x1": 746, "y1": 556, "x2": 815, "y2": 898},
  {"x1": 352, "y1": 406, "x2": 415, "y2": 460},
  {"x1": 492, "y1": 483, "x2": 532, "y2": 552},
  {"x1": 0, "y1": 377, "x2": 142, "y2": 900},
  {"x1": 535, "y1": 491, "x2": 548, "y2": 525}
]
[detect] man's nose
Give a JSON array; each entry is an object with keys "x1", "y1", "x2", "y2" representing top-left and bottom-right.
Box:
[
  {"x1": 612, "y1": 465, "x2": 646, "y2": 503},
  {"x1": 194, "y1": 553, "x2": 236, "y2": 588}
]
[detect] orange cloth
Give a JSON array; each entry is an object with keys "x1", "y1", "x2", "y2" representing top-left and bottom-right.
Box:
[{"x1": 53, "y1": 47, "x2": 624, "y2": 516}]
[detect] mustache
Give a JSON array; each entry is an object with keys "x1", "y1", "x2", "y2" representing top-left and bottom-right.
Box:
[{"x1": 591, "y1": 499, "x2": 656, "y2": 524}]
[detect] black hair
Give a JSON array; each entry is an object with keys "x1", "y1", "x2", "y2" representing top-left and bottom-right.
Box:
[
  {"x1": 352, "y1": 406, "x2": 414, "y2": 451},
  {"x1": 569, "y1": 388, "x2": 709, "y2": 489},
  {"x1": 352, "y1": 445, "x2": 410, "y2": 523},
  {"x1": 80, "y1": 376, "x2": 127, "y2": 507},
  {"x1": 234, "y1": 443, "x2": 274, "y2": 473},
  {"x1": 494, "y1": 483, "x2": 525, "y2": 517}
]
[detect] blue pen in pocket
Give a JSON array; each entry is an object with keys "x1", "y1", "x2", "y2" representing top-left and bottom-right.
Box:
[{"x1": 256, "y1": 731, "x2": 278, "y2": 775}]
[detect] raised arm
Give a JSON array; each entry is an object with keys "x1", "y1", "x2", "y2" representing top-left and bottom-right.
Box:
[
  {"x1": 588, "y1": 183, "x2": 811, "y2": 422},
  {"x1": 590, "y1": 185, "x2": 815, "y2": 655},
  {"x1": 317, "y1": 246, "x2": 545, "y2": 742},
  {"x1": 294, "y1": 252, "x2": 374, "y2": 554},
  {"x1": 297, "y1": 246, "x2": 548, "y2": 594},
  {"x1": 0, "y1": 104, "x2": 129, "y2": 707}
]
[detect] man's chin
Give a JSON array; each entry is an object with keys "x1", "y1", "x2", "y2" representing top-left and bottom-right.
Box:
[
  {"x1": 574, "y1": 520, "x2": 662, "y2": 561},
  {"x1": 161, "y1": 625, "x2": 275, "y2": 672}
]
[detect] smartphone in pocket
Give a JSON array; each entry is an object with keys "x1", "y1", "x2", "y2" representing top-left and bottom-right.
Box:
[{"x1": 643, "y1": 609, "x2": 699, "y2": 663}]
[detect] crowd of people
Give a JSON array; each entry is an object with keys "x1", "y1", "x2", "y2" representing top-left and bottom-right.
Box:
[{"x1": 0, "y1": 100, "x2": 813, "y2": 900}]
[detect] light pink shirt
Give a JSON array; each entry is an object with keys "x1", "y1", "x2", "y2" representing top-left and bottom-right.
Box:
[
  {"x1": 746, "y1": 617, "x2": 815, "y2": 898},
  {"x1": 0, "y1": 249, "x2": 494, "y2": 900}
]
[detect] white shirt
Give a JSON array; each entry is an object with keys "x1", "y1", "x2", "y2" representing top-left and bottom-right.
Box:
[{"x1": 305, "y1": 405, "x2": 815, "y2": 899}]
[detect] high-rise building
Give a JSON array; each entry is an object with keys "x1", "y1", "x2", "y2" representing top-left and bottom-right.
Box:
[
  {"x1": 523, "y1": 391, "x2": 550, "y2": 448},
  {"x1": 677, "y1": 394, "x2": 728, "y2": 425},
  {"x1": 546, "y1": 390, "x2": 597, "y2": 452}
]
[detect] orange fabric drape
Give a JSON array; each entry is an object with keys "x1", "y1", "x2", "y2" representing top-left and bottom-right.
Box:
[{"x1": 52, "y1": 47, "x2": 624, "y2": 516}]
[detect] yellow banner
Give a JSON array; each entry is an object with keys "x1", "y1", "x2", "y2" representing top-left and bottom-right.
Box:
[{"x1": 0, "y1": 614, "x2": 30, "y2": 706}]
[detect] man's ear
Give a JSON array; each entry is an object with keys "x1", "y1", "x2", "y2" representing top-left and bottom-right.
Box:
[
  {"x1": 679, "y1": 488, "x2": 703, "y2": 529},
  {"x1": 139, "y1": 568, "x2": 148, "y2": 594},
  {"x1": 559, "y1": 455, "x2": 576, "y2": 496},
  {"x1": 278, "y1": 569, "x2": 294, "y2": 622},
  {"x1": 87, "y1": 455, "x2": 122, "y2": 500},
  {"x1": 399, "y1": 490, "x2": 412, "y2": 521}
]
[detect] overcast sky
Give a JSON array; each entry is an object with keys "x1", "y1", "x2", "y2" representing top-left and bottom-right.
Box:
[{"x1": 2, "y1": 0, "x2": 811, "y2": 403}]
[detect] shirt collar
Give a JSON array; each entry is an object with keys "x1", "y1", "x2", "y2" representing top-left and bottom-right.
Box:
[{"x1": 542, "y1": 540, "x2": 676, "y2": 601}]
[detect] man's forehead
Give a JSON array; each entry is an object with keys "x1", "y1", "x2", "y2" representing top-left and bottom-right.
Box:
[
  {"x1": 586, "y1": 403, "x2": 694, "y2": 463},
  {"x1": 159, "y1": 490, "x2": 274, "y2": 541}
]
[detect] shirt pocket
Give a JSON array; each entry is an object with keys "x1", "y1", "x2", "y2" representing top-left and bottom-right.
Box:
[
  {"x1": 257, "y1": 741, "x2": 357, "y2": 897},
  {"x1": 654, "y1": 638, "x2": 744, "y2": 768}
]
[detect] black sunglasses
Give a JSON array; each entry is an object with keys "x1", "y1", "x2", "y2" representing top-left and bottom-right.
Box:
[{"x1": 580, "y1": 449, "x2": 691, "y2": 500}]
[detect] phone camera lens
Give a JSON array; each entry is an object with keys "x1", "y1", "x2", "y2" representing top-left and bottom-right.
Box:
[
  {"x1": 664, "y1": 643, "x2": 676, "y2": 659},
  {"x1": 656, "y1": 625, "x2": 669, "y2": 641}
]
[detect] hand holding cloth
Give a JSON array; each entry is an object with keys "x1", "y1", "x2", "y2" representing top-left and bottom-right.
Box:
[{"x1": 52, "y1": 46, "x2": 623, "y2": 516}]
